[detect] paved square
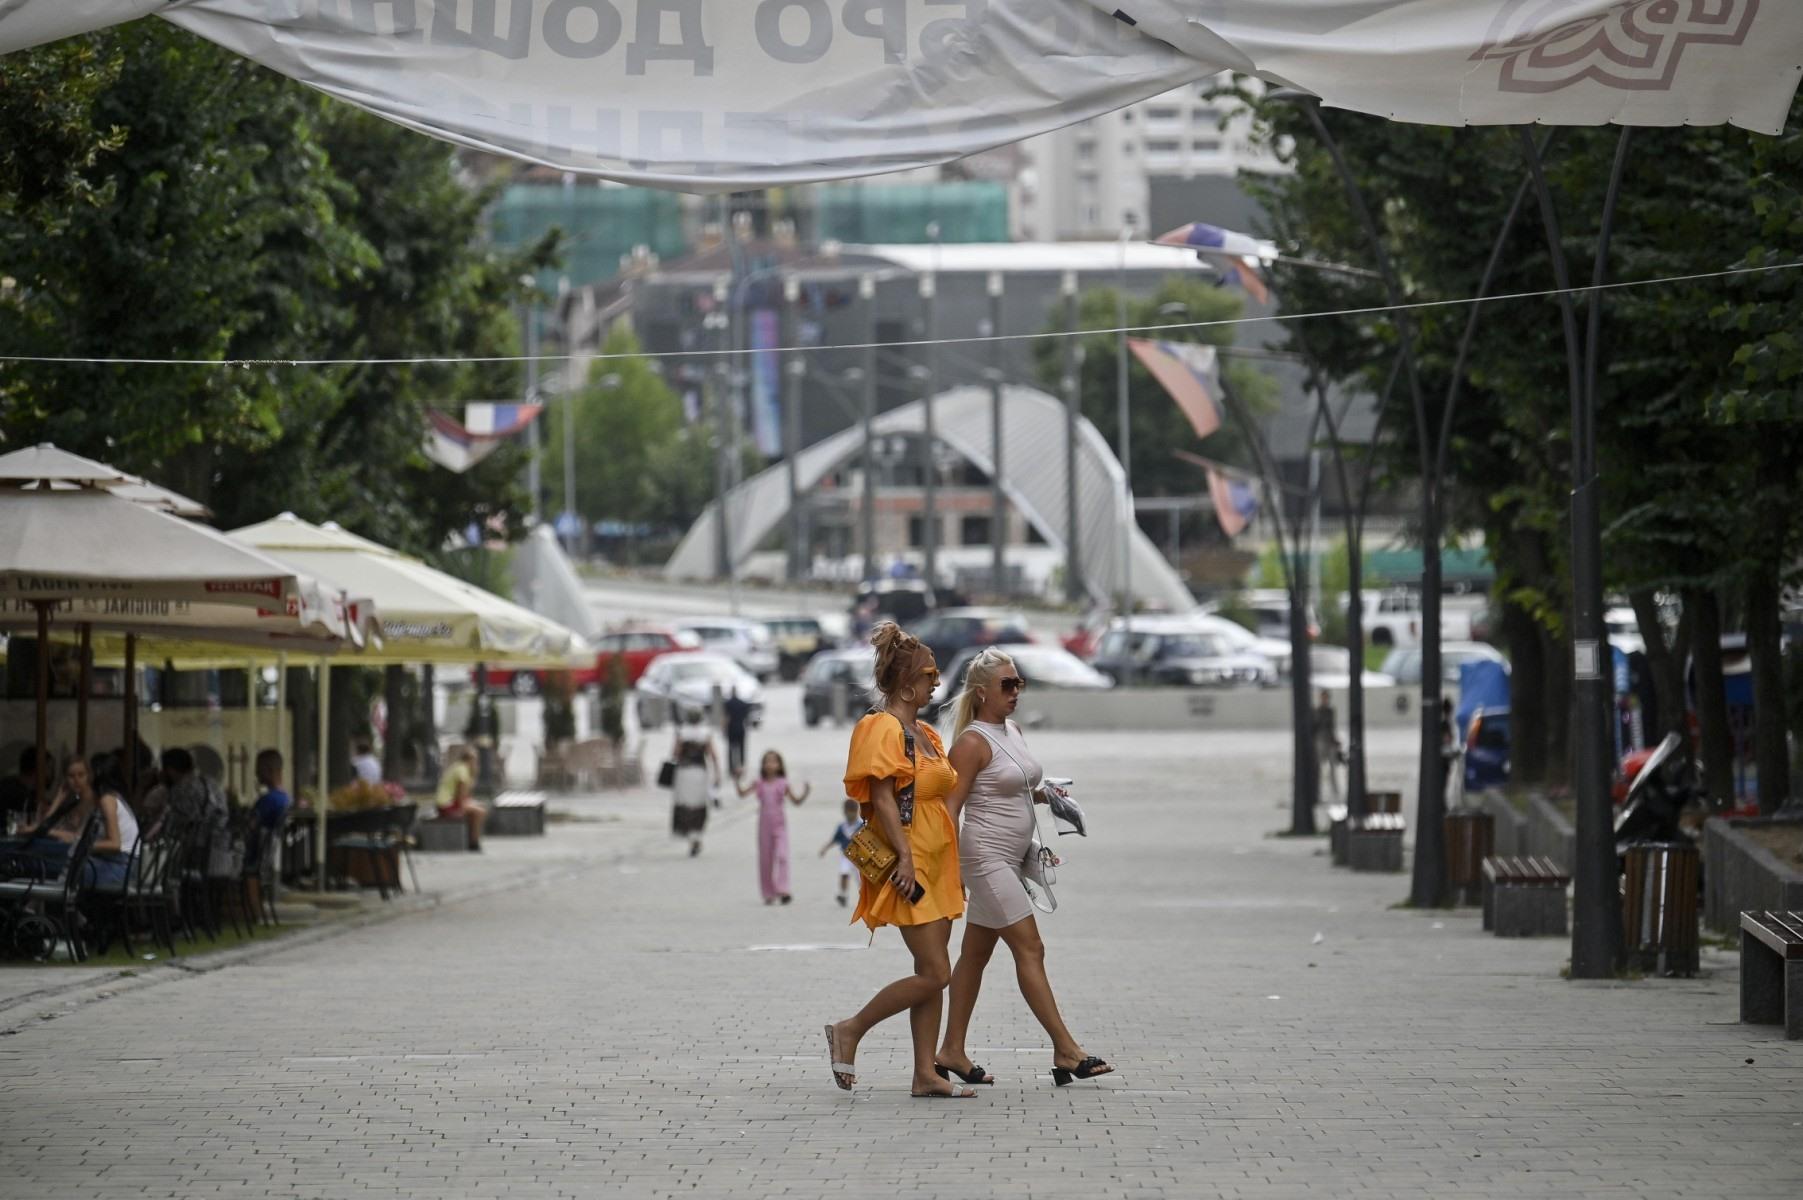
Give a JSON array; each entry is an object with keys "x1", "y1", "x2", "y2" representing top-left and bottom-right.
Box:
[{"x1": 2, "y1": 695, "x2": 1798, "y2": 1199}]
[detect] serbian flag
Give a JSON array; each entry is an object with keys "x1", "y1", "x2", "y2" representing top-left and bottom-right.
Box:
[
  {"x1": 1154, "y1": 222, "x2": 1275, "y2": 305},
  {"x1": 1207, "y1": 467, "x2": 1261, "y2": 538},
  {"x1": 423, "y1": 403, "x2": 543, "y2": 473},
  {"x1": 1129, "y1": 339, "x2": 1222, "y2": 440}
]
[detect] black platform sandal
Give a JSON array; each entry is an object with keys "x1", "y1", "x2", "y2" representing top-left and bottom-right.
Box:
[
  {"x1": 933, "y1": 1062, "x2": 995, "y2": 1085},
  {"x1": 1051, "y1": 1056, "x2": 1113, "y2": 1086}
]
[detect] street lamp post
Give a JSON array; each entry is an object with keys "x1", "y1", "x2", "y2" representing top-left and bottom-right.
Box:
[
  {"x1": 1062, "y1": 271, "x2": 1085, "y2": 605},
  {"x1": 919, "y1": 268, "x2": 939, "y2": 590},
  {"x1": 782, "y1": 275, "x2": 805, "y2": 583},
  {"x1": 987, "y1": 270, "x2": 1006, "y2": 598},
  {"x1": 1116, "y1": 218, "x2": 1137, "y2": 681},
  {"x1": 859, "y1": 273, "x2": 878, "y2": 585}
]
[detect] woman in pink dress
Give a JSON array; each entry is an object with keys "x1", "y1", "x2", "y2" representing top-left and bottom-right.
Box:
[{"x1": 737, "y1": 750, "x2": 810, "y2": 904}]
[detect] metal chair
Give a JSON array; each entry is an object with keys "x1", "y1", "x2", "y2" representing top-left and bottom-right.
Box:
[{"x1": 0, "y1": 814, "x2": 104, "y2": 962}]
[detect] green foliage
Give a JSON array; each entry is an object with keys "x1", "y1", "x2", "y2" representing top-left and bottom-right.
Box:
[
  {"x1": 0, "y1": 24, "x2": 553, "y2": 558},
  {"x1": 543, "y1": 325, "x2": 710, "y2": 534},
  {"x1": 1031, "y1": 278, "x2": 1276, "y2": 498}
]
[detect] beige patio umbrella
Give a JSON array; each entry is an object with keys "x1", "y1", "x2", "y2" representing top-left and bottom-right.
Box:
[
  {"x1": 0, "y1": 483, "x2": 327, "y2": 814},
  {"x1": 232, "y1": 514, "x2": 588, "y2": 889}
]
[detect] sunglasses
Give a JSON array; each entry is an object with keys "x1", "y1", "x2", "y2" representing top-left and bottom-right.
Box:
[{"x1": 998, "y1": 676, "x2": 1026, "y2": 694}]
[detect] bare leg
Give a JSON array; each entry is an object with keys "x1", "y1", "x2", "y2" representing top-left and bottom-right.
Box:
[
  {"x1": 994, "y1": 915, "x2": 1109, "y2": 1073},
  {"x1": 831, "y1": 919, "x2": 967, "y2": 1094},
  {"x1": 937, "y1": 922, "x2": 1000, "y2": 1078},
  {"x1": 464, "y1": 804, "x2": 487, "y2": 850}
]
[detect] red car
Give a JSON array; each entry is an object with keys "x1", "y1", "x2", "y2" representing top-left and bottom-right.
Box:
[
  {"x1": 479, "y1": 625, "x2": 699, "y2": 695},
  {"x1": 586, "y1": 625, "x2": 701, "y2": 688}
]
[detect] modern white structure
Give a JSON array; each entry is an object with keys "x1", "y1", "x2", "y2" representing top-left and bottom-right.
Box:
[
  {"x1": 1012, "y1": 77, "x2": 1281, "y2": 242},
  {"x1": 664, "y1": 385, "x2": 1195, "y2": 614}
]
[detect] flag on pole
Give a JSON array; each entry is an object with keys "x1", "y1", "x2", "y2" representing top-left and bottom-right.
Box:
[
  {"x1": 1128, "y1": 339, "x2": 1222, "y2": 440},
  {"x1": 1153, "y1": 222, "x2": 1275, "y2": 305},
  {"x1": 1206, "y1": 466, "x2": 1261, "y2": 538},
  {"x1": 423, "y1": 403, "x2": 543, "y2": 473}
]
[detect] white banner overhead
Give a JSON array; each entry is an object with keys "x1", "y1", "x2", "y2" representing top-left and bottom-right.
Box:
[{"x1": 0, "y1": 2, "x2": 1797, "y2": 191}]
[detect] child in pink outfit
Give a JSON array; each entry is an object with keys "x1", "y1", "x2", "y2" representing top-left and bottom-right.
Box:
[{"x1": 736, "y1": 750, "x2": 810, "y2": 904}]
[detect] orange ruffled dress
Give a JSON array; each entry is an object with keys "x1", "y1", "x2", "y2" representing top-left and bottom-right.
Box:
[{"x1": 843, "y1": 713, "x2": 962, "y2": 929}]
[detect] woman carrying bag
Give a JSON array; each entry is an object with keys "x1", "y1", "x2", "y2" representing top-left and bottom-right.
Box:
[
  {"x1": 934, "y1": 648, "x2": 1114, "y2": 1088},
  {"x1": 667, "y1": 706, "x2": 719, "y2": 857},
  {"x1": 823, "y1": 622, "x2": 972, "y2": 1098}
]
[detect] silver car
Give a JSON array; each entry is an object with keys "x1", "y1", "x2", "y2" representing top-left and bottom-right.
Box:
[
  {"x1": 676, "y1": 617, "x2": 780, "y2": 681},
  {"x1": 635, "y1": 652, "x2": 765, "y2": 728}
]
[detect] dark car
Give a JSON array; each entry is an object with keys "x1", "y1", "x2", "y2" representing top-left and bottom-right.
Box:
[
  {"x1": 1463, "y1": 706, "x2": 1510, "y2": 792},
  {"x1": 853, "y1": 579, "x2": 936, "y2": 627},
  {"x1": 1091, "y1": 625, "x2": 1274, "y2": 687},
  {"x1": 907, "y1": 608, "x2": 1033, "y2": 664},
  {"x1": 800, "y1": 648, "x2": 875, "y2": 727}
]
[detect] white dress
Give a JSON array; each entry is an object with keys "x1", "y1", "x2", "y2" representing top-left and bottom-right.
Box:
[{"x1": 959, "y1": 720, "x2": 1042, "y2": 930}]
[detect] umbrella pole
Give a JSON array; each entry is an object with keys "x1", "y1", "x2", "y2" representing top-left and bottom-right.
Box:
[
  {"x1": 245, "y1": 663, "x2": 257, "y2": 799},
  {"x1": 316, "y1": 661, "x2": 330, "y2": 892},
  {"x1": 276, "y1": 653, "x2": 289, "y2": 784},
  {"x1": 124, "y1": 635, "x2": 138, "y2": 800},
  {"x1": 77, "y1": 623, "x2": 91, "y2": 759},
  {"x1": 33, "y1": 602, "x2": 49, "y2": 814}
]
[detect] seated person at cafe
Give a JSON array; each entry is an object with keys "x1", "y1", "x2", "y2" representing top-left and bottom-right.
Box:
[
  {"x1": 244, "y1": 748, "x2": 291, "y2": 869},
  {"x1": 20, "y1": 755, "x2": 138, "y2": 885},
  {"x1": 0, "y1": 747, "x2": 50, "y2": 832},
  {"x1": 148, "y1": 747, "x2": 228, "y2": 839},
  {"x1": 350, "y1": 738, "x2": 383, "y2": 786},
  {"x1": 434, "y1": 745, "x2": 486, "y2": 852}
]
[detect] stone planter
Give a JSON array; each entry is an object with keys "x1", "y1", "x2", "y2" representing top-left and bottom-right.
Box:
[
  {"x1": 1522, "y1": 790, "x2": 1575, "y2": 874},
  {"x1": 1702, "y1": 817, "x2": 1803, "y2": 935}
]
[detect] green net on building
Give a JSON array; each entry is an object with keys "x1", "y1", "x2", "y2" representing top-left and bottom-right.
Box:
[
  {"x1": 490, "y1": 184, "x2": 688, "y2": 291},
  {"x1": 813, "y1": 181, "x2": 1009, "y2": 244}
]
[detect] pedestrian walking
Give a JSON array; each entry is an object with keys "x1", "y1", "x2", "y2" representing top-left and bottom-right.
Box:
[
  {"x1": 723, "y1": 688, "x2": 752, "y2": 778},
  {"x1": 934, "y1": 649, "x2": 1114, "y2": 1089},
  {"x1": 736, "y1": 750, "x2": 809, "y2": 904},
  {"x1": 823, "y1": 622, "x2": 971, "y2": 1099},
  {"x1": 670, "y1": 706, "x2": 720, "y2": 857},
  {"x1": 819, "y1": 798, "x2": 862, "y2": 908},
  {"x1": 1313, "y1": 689, "x2": 1342, "y2": 802}
]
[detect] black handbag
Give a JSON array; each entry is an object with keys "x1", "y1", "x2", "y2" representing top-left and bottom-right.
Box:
[{"x1": 656, "y1": 759, "x2": 677, "y2": 788}]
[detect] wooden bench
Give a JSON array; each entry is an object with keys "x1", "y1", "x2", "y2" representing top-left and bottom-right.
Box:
[
  {"x1": 486, "y1": 790, "x2": 546, "y2": 837},
  {"x1": 1482, "y1": 855, "x2": 1568, "y2": 937},
  {"x1": 1739, "y1": 911, "x2": 1803, "y2": 1040},
  {"x1": 1347, "y1": 813, "x2": 1405, "y2": 873}
]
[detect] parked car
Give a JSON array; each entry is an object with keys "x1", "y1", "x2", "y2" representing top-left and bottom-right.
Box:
[
  {"x1": 923, "y1": 642, "x2": 1112, "y2": 719},
  {"x1": 1090, "y1": 613, "x2": 1285, "y2": 683},
  {"x1": 1463, "y1": 706, "x2": 1511, "y2": 791},
  {"x1": 852, "y1": 578, "x2": 937, "y2": 627},
  {"x1": 1243, "y1": 589, "x2": 1320, "y2": 641},
  {"x1": 907, "y1": 608, "x2": 1033, "y2": 664},
  {"x1": 1380, "y1": 640, "x2": 1507, "y2": 687},
  {"x1": 800, "y1": 647, "x2": 876, "y2": 726},
  {"x1": 589, "y1": 625, "x2": 701, "y2": 688},
  {"x1": 480, "y1": 624, "x2": 697, "y2": 695},
  {"x1": 675, "y1": 617, "x2": 779, "y2": 681},
  {"x1": 1090, "y1": 615, "x2": 1276, "y2": 687},
  {"x1": 761, "y1": 615, "x2": 829, "y2": 680},
  {"x1": 635, "y1": 652, "x2": 764, "y2": 728}
]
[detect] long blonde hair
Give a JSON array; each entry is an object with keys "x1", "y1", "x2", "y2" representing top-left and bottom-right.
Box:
[{"x1": 951, "y1": 649, "x2": 1014, "y2": 741}]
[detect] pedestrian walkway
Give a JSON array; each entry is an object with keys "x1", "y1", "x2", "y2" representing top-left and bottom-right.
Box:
[{"x1": 0, "y1": 720, "x2": 1796, "y2": 1199}]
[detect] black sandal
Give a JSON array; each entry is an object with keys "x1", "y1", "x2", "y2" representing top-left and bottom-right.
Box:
[
  {"x1": 934, "y1": 1062, "x2": 995, "y2": 1085},
  {"x1": 1051, "y1": 1056, "x2": 1113, "y2": 1086}
]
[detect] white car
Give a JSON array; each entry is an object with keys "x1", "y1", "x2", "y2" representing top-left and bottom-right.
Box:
[
  {"x1": 1342, "y1": 589, "x2": 1475, "y2": 648},
  {"x1": 1380, "y1": 641, "x2": 1507, "y2": 687},
  {"x1": 635, "y1": 652, "x2": 765, "y2": 728},
  {"x1": 675, "y1": 617, "x2": 780, "y2": 681}
]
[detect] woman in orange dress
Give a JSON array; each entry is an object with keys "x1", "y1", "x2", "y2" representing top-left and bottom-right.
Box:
[{"x1": 824, "y1": 622, "x2": 973, "y2": 1099}]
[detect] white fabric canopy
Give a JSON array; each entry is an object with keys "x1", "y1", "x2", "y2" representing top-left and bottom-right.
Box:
[
  {"x1": 0, "y1": 2, "x2": 1792, "y2": 192},
  {"x1": 232, "y1": 513, "x2": 588, "y2": 666}
]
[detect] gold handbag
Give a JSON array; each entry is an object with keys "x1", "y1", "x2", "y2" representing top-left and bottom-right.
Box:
[
  {"x1": 845, "y1": 713, "x2": 918, "y2": 888},
  {"x1": 844, "y1": 824, "x2": 897, "y2": 885}
]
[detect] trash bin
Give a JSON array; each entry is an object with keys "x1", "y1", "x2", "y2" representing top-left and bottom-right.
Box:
[
  {"x1": 1444, "y1": 810, "x2": 1495, "y2": 907},
  {"x1": 1623, "y1": 841, "x2": 1700, "y2": 977},
  {"x1": 1327, "y1": 805, "x2": 1350, "y2": 867}
]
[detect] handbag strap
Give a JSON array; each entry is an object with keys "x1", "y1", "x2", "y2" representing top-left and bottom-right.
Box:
[
  {"x1": 969, "y1": 720, "x2": 1045, "y2": 835},
  {"x1": 877, "y1": 710, "x2": 917, "y2": 826}
]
